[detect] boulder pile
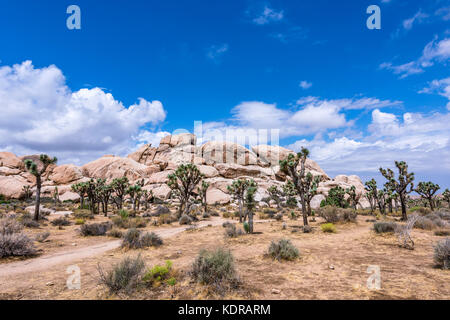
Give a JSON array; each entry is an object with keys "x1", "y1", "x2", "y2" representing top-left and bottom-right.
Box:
[{"x1": 0, "y1": 134, "x2": 369, "y2": 209}]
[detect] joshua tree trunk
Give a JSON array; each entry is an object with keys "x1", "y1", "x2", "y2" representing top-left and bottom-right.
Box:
[
  {"x1": 300, "y1": 194, "x2": 308, "y2": 226},
  {"x1": 248, "y1": 210, "x2": 254, "y2": 233},
  {"x1": 238, "y1": 199, "x2": 243, "y2": 222},
  {"x1": 34, "y1": 176, "x2": 41, "y2": 221},
  {"x1": 400, "y1": 195, "x2": 407, "y2": 221}
]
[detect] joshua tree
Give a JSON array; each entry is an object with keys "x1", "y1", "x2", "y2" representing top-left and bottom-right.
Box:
[
  {"x1": 415, "y1": 181, "x2": 440, "y2": 211},
  {"x1": 380, "y1": 161, "x2": 414, "y2": 221},
  {"x1": 384, "y1": 187, "x2": 396, "y2": 214},
  {"x1": 377, "y1": 189, "x2": 386, "y2": 215},
  {"x1": 24, "y1": 154, "x2": 57, "y2": 221},
  {"x1": 443, "y1": 189, "x2": 450, "y2": 209},
  {"x1": 267, "y1": 185, "x2": 283, "y2": 209},
  {"x1": 111, "y1": 177, "x2": 130, "y2": 210},
  {"x1": 365, "y1": 179, "x2": 379, "y2": 214},
  {"x1": 304, "y1": 173, "x2": 321, "y2": 216},
  {"x1": 324, "y1": 186, "x2": 347, "y2": 208},
  {"x1": 227, "y1": 179, "x2": 256, "y2": 222},
  {"x1": 279, "y1": 148, "x2": 312, "y2": 226},
  {"x1": 127, "y1": 184, "x2": 142, "y2": 215},
  {"x1": 86, "y1": 179, "x2": 102, "y2": 215},
  {"x1": 98, "y1": 181, "x2": 113, "y2": 216},
  {"x1": 22, "y1": 185, "x2": 32, "y2": 201},
  {"x1": 71, "y1": 182, "x2": 88, "y2": 209},
  {"x1": 141, "y1": 190, "x2": 154, "y2": 211},
  {"x1": 346, "y1": 185, "x2": 362, "y2": 211},
  {"x1": 199, "y1": 181, "x2": 210, "y2": 214},
  {"x1": 244, "y1": 183, "x2": 257, "y2": 233},
  {"x1": 282, "y1": 180, "x2": 298, "y2": 208},
  {"x1": 168, "y1": 164, "x2": 204, "y2": 217},
  {"x1": 52, "y1": 186, "x2": 60, "y2": 207}
]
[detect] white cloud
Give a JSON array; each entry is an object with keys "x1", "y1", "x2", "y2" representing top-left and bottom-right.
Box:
[
  {"x1": 381, "y1": 37, "x2": 450, "y2": 78},
  {"x1": 253, "y1": 6, "x2": 284, "y2": 25},
  {"x1": 287, "y1": 109, "x2": 450, "y2": 181},
  {"x1": 402, "y1": 10, "x2": 429, "y2": 30},
  {"x1": 206, "y1": 44, "x2": 229, "y2": 63},
  {"x1": 436, "y1": 6, "x2": 450, "y2": 21},
  {"x1": 299, "y1": 81, "x2": 312, "y2": 90},
  {"x1": 0, "y1": 61, "x2": 167, "y2": 164},
  {"x1": 419, "y1": 77, "x2": 450, "y2": 109}
]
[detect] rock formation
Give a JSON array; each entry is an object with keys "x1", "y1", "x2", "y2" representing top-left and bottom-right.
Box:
[{"x1": 0, "y1": 133, "x2": 368, "y2": 209}]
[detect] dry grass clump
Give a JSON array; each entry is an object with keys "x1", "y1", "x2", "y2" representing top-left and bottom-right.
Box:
[
  {"x1": 433, "y1": 238, "x2": 450, "y2": 270},
  {"x1": 121, "y1": 228, "x2": 163, "y2": 249},
  {"x1": 0, "y1": 218, "x2": 36, "y2": 258},
  {"x1": 191, "y1": 247, "x2": 239, "y2": 293},
  {"x1": 318, "y1": 206, "x2": 357, "y2": 223},
  {"x1": 268, "y1": 239, "x2": 299, "y2": 261},
  {"x1": 80, "y1": 222, "x2": 112, "y2": 236}
]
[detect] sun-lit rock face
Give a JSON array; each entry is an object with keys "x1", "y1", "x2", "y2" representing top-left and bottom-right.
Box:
[{"x1": 0, "y1": 133, "x2": 368, "y2": 208}]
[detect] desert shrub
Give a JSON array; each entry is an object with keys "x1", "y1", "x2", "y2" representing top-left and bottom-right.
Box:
[
  {"x1": 209, "y1": 210, "x2": 220, "y2": 217},
  {"x1": 434, "y1": 229, "x2": 450, "y2": 236},
  {"x1": 75, "y1": 218, "x2": 85, "y2": 225},
  {"x1": 0, "y1": 233, "x2": 37, "y2": 258},
  {"x1": 224, "y1": 224, "x2": 244, "y2": 238},
  {"x1": 0, "y1": 218, "x2": 23, "y2": 235},
  {"x1": 268, "y1": 239, "x2": 299, "y2": 261},
  {"x1": 426, "y1": 213, "x2": 448, "y2": 228},
  {"x1": 321, "y1": 223, "x2": 336, "y2": 233},
  {"x1": 191, "y1": 248, "x2": 239, "y2": 291},
  {"x1": 414, "y1": 217, "x2": 436, "y2": 230},
  {"x1": 222, "y1": 211, "x2": 232, "y2": 219},
  {"x1": 128, "y1": 217, "x2": 147, "y2": 229},
  {"x1": 340, "y1": 208, "x2": 357, "y2": 222},
  {"x1": 275, "y1": 213, "x2": 283, "y2": 221},
  {"x1": 73, "y1": 209, "x2": 94, "y2": 220},
  {"x1": 434, "y1": 209, "x2": 450, "y2": 221},
  {"x1": 409, "y1": 207, "x2": 432, "y2": 215},
  {"x1": 139, "y1": 232, "x2": 163, "y2": 247},
  {"x1": 263, "y1": 209, "x2": 277, "y2": 218},
  {"x1": 433, "y1": 238, "x2": 449, "y2": 270},
  {"x1": 318, "y1": 206, "x2": 356, "y2": 223},
  {"x1": 373, "y1": 221, "x2": 397, "y2": 233},
  {"x1": 80, "y1": 222, "x2": 112, "y2": 236},
  {"x1": 51, "y1": 216, "x2": 71, "y2": 227},
  {"x1": 303, "y1": 225, "x2": 312, "y2": 233},
  {"x1": 222, "y1": 221, "x2": 233, "y2": 228},
  {"x1": 122, "y1": 229, "x2": 162, "y2": 249},
  {"x1": 118, "y1": 209, "x2": 129, "y2": 219},
  {"x1": 179, "y1": 214, "x2": 192, "y2": 225},
  {"x1": 111, "y1": 216, "x2": 128, "y2": 229},
  {"x1": 152, "y1": 205, "x2": 170, "y2": 217},
  {"x1": 21, "y1": 218, "x2": 40, "y2": 228},
  {"x1": 202, "y1": 212, "x2": 211, "y2": 219},
  {"x1": 143, "y1": 260, "x2": 175, "y2": 287},
  {"x1": 158, "y1": 214, "x2": 175, "y2": 225},
  {"x1": 98, "y1": 255, "x2": 146, "y2": 294},
  {"x1": 107, "y1": 228, "x2": 123, "y2": 238},
  {"x1": 35, "y1": 232, "x2": 50, "y2": 243}
]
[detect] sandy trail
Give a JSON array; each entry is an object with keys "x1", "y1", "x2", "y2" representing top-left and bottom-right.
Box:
[{"x1": 0, "y1": 217, "x2": 234, "y2": 278}]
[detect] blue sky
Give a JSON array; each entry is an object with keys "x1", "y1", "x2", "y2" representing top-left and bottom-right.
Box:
[{"x1": 0, "y1": 0, "x2": 449, "y2": 188}]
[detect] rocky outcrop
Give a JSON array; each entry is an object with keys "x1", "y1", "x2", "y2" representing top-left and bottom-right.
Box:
[
  {"x1": 81, "y1": 156, "x2": 148, "y2": 181},
  {"x1": 0, "y1": 134, "x2": 368, "y2": 208}
]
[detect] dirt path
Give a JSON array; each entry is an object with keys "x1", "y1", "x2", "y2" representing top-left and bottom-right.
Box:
[{"x1": 0, "y1": 217, "x2": 232, "y2": 278}]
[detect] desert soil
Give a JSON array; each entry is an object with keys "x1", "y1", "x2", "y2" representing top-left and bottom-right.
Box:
[{"x1": 0, "y1": 215, "x2": 448, "y2": 300}]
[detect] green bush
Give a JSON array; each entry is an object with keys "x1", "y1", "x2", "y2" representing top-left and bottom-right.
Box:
[
  {"x1": 98, "y1": 255, "x2": 146, "y2": 294},
  {"x1": 373, "y1": 222, "x2": 397, "y2": 233},
  {"x1": 243, "y1": 222, "x2": 250, "y2": 233},
  {"x1": 321, "y1": 223, "x2": 336, "y2": 233},
  {"x1": 191, "y1": 248, "x2": 239, "y2": 291},
  {"x1": 143, "y1": 260, "x2": 175, "y2": 286},
  {"x1": 268, "y1": 239, "x2": 299, "y2": 261}
]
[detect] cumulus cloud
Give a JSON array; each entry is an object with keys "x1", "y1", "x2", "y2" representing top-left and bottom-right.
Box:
[
  {"x1": 194, "y1": 96, "x2": 400, "y2": 146},
  {"x1": 419, "y1": 77, "x2": 450, "y2": 109},
  {"x1": 206, "y1": 44, "x2": 229, "y2": 63},
  {"x1": 287, "y1": 109, "x2": 450, "y2": 184},
  {"x1": 0, "y1": 61, "x2": 167, "y2": 164},
  {"x1": 299, "y1": 81, "x2": 312, "y2": 90},
  {"x1": 381, "y1": 37, "x2": 450, "y2": 78},
  {"x1": 252, "y1": 6, "x2": 284, "y2": 25}
]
